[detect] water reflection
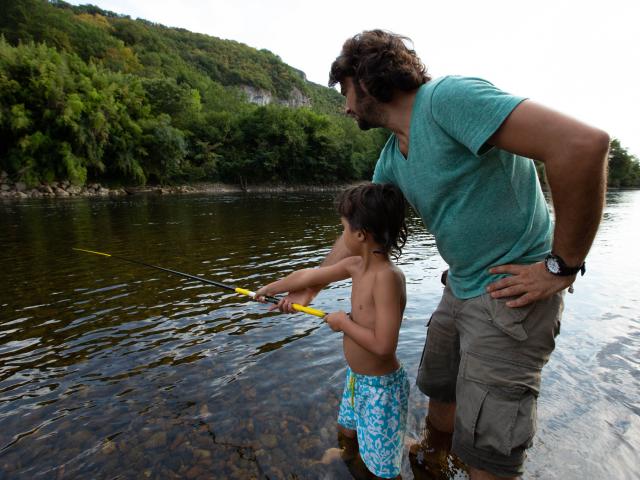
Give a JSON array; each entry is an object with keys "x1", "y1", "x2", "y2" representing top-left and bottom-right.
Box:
[{"x1": 0, "y1": 191, "x2": 638, "y2": 478}]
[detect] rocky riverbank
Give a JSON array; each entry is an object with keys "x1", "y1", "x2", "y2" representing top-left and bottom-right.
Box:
[
  {"x1": 0, "y1": 171, "x2": 130, "y2": 198},
  {"x1": 0, "y1": 171, "x2": 351, "y2": 199}
]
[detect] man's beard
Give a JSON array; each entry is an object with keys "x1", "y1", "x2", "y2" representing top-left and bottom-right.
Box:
[{"x1": 354, "y1": 95, "x2": 387, "y2": 131}]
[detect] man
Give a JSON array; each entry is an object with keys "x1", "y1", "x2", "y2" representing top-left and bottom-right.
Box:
[{"x1": 277, "y1": 30, "x2": 609, "y2": 479}]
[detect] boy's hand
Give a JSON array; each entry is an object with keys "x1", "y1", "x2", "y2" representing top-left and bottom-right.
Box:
[
  {"x1": 273, "y1": 287, "x2": 318, "y2": 313},
  {"x1": 325, "y1": 311, "x2": 349, "y2": 332},
  {"x1": 254, "y1": 286, "x2": 272, "y2": 303}
]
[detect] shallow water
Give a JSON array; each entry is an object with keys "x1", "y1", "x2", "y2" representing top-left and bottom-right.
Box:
[{"x1": 0, "y1": 191, "x2": 638, "y2": 479}]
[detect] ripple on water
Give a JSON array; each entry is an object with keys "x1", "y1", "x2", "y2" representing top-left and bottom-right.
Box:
[{"x1": 0, "y1": 191, "x2": 639, "y2": 478}]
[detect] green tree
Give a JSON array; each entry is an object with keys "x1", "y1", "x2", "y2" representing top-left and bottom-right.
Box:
[
  {"x1": 608, "y1": 139, "x2": 640, "y2": 188},
  {"x1": 0, "y1": 0, "x2": 423, "y2": 187}
]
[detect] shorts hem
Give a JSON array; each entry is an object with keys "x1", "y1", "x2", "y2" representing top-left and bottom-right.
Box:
[
  {"x1": 453, "y1": 442, "x2": 524, "y2": 478},
  {"x1": 337, "y1": 419, "x2": 356, "y2": 431},
  {"x1": 361, "y1": 457, "x2": 400, "y2": 479},
  {"x1": 415, "y1": 380, "x2": 457, "y2": 403}
]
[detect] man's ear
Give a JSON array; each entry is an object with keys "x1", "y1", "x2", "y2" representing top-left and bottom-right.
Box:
[
  {"x1": 357, "y1": 79, "x2": 370, "y2": 96},
  {"x1": 356, "y1": 229, "x2": 367, "y2": 242}
]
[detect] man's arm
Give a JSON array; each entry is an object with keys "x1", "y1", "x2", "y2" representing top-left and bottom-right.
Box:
[
  {"x1": 486, "y1": 100, "x2": 610, "y2": 307},
  {"x1": 273, "y1": 235, "x2": 352, "y2": 313}
]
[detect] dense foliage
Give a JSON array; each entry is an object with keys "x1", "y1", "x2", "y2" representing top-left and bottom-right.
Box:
[
  {"x1": 607, "y1": 139, "x2": 640, "y2": 188},
  {"x1": 0, "y1": 0, "x2": 386, "y2": 186},
  {"x1": 535, "y1": 138, "x2": 640, "y2": 189},
  {"x1": 1, "y1": 0, "x2": 637, "y2": 188}
]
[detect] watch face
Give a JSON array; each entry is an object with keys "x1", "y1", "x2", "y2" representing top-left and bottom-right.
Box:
[{"x1": 547, "y1": 257, "x2": 561, "y2": 274}]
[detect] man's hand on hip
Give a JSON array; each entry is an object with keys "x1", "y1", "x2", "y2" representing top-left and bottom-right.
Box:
[{"x1": 486, "y1": 262, "x2": 573, "y2": 307}]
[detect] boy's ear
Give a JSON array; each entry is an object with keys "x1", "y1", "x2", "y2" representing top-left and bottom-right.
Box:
[{"x1": 356, "y1": 229, "x2": 366, "y2": 242}]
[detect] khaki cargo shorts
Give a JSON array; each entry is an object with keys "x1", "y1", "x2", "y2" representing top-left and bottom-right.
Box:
[{"x1": 416, "y1": 284, "x2": 564, "y2": 477}]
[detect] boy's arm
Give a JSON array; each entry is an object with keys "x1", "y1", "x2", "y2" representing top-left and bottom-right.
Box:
[
  {"x1": 329, "y1": 269, "x2": 403, "y2": 357},
  {"x1": 274, "y1": 236, "x2": 352, "y2": 313},
  {"x1": 256, "y1": 256, "x2": 357, "y2": 299}
]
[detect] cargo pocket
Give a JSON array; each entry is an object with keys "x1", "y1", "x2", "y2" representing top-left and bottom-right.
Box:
[
  {"x1": 456, "y1": 352, "x2": 539, "y2": 457},
  {"x1": 475, "y1": 385, "x2": 536, "y2": 456},
  {"x1": 481, "y1": 294, "x2": 530, "y2": 341}
]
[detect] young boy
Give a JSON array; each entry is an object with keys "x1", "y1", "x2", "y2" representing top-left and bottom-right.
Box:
[{"x1": 255, "y1": 182, "x2": 410, "y2": 479}]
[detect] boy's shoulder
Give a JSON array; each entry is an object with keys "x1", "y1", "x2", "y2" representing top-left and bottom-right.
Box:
[
  {"x1": 374, "y1": 263, "x2": 405, "y2": 288},
  {"x1": 372, "y1": 263, "x2": 407, "y2": 311}
]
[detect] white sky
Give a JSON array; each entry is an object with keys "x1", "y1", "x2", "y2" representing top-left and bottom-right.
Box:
[{"x1": 68, "y1": 0, "x2": 640, "y2": 157}]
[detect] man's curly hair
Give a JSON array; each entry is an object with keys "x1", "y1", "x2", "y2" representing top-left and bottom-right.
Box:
[{"x1": 329, "y1": 30, "x2": 430, "y2": 102}]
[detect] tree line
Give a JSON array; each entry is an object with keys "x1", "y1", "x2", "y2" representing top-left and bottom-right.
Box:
[
  {"x1": 0, "y1": 1, "x2": 638, "y2": 188},
  {"x1": 0, "y1": 37, "x2": 386, "y2": 186},
  {"x1": 0, "y1": 1, "x2": 386, "y2": 187}
]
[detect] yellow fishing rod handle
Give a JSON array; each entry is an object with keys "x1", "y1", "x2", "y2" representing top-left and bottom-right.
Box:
[
  {"x1": 290, "y1": 303, "x2": 326, "y2": 318},
  {"x1": 235, "y1": 287, "x2": 255, "y2": 297},
  {"x1": 234, "y1": 288, "x2": 326, "y2": 318}
]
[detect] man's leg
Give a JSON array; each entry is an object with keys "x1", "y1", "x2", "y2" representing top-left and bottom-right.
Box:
[
  {"x1": 469, "y1": 467, "x2": 517, "y2": 480},
  {"x1": 411, "y1": 286, "x2": 465, "y2": 477},
  {"x1": 427, "y1": 399, "x2": 455, "y2": 433},
  {"x1": 452, "y1": 291, "x2": 564, "y2": 479},
  {"x1": 411, "y1": 402, "x2": 468, "y2": 479}
]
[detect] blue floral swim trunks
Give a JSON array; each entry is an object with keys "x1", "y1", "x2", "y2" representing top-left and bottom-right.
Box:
[{"x1": 337, "y1": 366, "x2": 410, "y2": 478}]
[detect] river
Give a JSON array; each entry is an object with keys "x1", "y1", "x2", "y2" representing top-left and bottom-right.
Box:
[{"x1": 0, "y1": 190, "x2": 638, "y2": 479}]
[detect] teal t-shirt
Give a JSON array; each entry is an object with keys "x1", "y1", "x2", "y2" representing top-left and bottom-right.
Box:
[{"x1": 373, "y1": 76, "x2": 552, "y2": 299}]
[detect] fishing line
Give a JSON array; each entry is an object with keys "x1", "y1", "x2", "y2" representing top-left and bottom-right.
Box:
[{"x1": 73, "y1": 248, "x2": 326, "y2": 318}]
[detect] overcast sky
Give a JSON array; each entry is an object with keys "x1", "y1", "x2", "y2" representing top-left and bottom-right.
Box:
[{"x1": 68, "y1": 0, "x2": 640, "y2": 156}]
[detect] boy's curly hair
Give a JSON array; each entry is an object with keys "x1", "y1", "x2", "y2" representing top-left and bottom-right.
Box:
[
  {"x1": 329, "y1": 29, "x2": 430, "y2": 102},
  {"x1": 337, "y1": 182, "x2": 408, "y2": 259}
]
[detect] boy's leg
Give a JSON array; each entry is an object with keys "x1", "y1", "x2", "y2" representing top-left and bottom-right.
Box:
[
  {"x1": 338, "y1": 423, "x2": 378, "y2": 479},
  {"x1": 356, "y1": 368, "x2": 410, "y2": 479},
  {"x1": 336, "y1": 368, "x2": 404, "y2": 480},
  {"x1": 337, "y1": 424, "x2": 358, "y2": 461},
  {"x1": 338, "y1": 423, "x2": 357, "y2": 439},
  {"x1": 337, "y1": 367, "x2": 360, "y2": 467}
]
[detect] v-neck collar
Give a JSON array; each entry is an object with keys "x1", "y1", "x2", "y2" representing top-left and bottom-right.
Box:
[{"x1": 392, "y1": 84, "x2": 426, "y2": 162}]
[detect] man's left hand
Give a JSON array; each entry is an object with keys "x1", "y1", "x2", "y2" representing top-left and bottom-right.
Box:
[{"x1": 487, "y1": 262, "x2": 574, "y2": 307}]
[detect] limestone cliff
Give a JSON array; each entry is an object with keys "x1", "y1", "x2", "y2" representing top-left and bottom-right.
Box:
[{"x1": 241, "y1": 85, "x2": 312, "y2": 108}]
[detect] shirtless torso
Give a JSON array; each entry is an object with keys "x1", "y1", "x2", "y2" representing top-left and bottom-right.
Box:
[{"x1": 344, "y1": 257, "x2": 406, "y2": 376}]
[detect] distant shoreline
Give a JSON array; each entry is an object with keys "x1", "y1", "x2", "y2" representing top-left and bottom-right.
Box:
[
  {"x1": 0, "y1": 178, "x2": 358, "y2": 200},
  {"x1": 127, "y1": 182, "x2": 357, "y2": 195},
  {"x1": 1, "y1": 176, "x2": 637, "y2": 201}
]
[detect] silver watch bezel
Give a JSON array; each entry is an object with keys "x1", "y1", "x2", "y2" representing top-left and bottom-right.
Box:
[{"x1": 545, "y1": 256, "x2": 561, "y2": 274}]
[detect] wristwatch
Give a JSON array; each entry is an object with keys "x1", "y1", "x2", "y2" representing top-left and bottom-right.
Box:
[{"x1": 544, "y1": 253, "x2": 586, "y2": 276}]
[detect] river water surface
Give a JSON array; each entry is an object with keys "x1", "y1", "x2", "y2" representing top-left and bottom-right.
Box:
[{"x1": 0, "y1": 191, "x2": 638, "y2": 479}]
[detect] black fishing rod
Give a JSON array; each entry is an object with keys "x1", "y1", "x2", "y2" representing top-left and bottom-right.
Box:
[{"x1": 73, "y1": 248, "x2": 326, "y2": 318}]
